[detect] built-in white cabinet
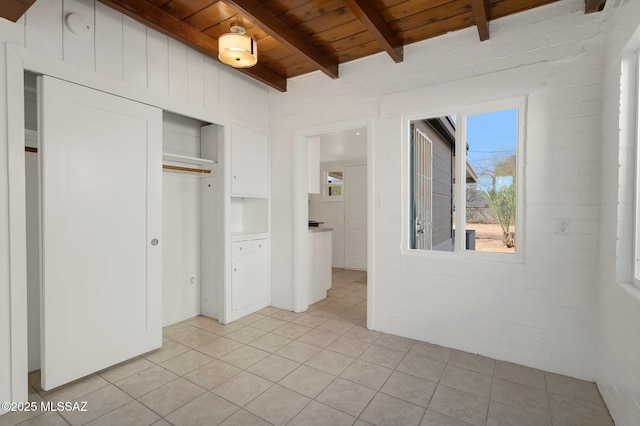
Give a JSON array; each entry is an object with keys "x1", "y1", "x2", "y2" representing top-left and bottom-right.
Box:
[
  {"x1": 308, "y1": 230, "x2": 332, "y2": 304},
  {"x1": 231, "y1": 124, "x2": 269, "y2": 196},
  {"x1": 230, "y1": 197, "x2": 269, "y2": 236},
  {"x1": 217, "y1": 124, "x2": 270, "y2": 323},
  {"x1": 231, "y1": 238, "x2": 269, "y2": 311}
]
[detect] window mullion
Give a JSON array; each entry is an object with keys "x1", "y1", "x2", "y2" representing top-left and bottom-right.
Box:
[{"x1": 455, "y1": 114, "x2": 467, "y2": 252}]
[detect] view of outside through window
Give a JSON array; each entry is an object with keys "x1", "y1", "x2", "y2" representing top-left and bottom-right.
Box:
[
  {"x1": 410, "y1": 117, "x2": 456, "y2": 252},
  {"x1": 327, "y1": 171, "x2": 343, "y2": 197},
  {"x1": 465, "y1": 108, "x2": 517, "y2": 253},
  {"x1": 409, "y1": 108, "x2": 517, "y2": 253}
]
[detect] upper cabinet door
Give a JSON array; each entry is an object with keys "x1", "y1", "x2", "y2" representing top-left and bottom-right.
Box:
[
  {"x1": 39, "y1": 75, "x2": 163, "y2": 390},
  {"x1": 230, "y1": 124, "x2": 269, "y2": 197}
]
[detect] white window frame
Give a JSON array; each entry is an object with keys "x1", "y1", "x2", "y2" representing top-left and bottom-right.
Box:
[
  {"x1": 322, "y1": 166, "x2": 344, "y2": 202},
  {"x1": 403, "y1": 97, "x2": 526, "y2": 263},
  {"x1": 633, "y1": 51, "x2": 640, "y2": 287}
]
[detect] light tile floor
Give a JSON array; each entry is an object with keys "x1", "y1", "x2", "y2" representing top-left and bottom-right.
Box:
[{"x1": 2, "y1": 269, "x2": 614, "y2": 426}]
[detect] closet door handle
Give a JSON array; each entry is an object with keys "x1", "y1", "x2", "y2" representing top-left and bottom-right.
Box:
[{"x1": 151, "y1": 239, "x2": 159, "y2": 246}]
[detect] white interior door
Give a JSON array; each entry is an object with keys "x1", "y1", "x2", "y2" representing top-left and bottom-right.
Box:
[
  {"x1": 39, "y1": 76, "x2": 162, "y2": 390},
  {"x1": 344, "y1": 165, "x2": 367, "y2": 270}
]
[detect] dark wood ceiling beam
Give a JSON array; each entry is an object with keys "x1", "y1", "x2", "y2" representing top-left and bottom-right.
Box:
[
  {"x1": 343, "y1": 0, "x2": 403, "y2": 63},
  {"x1": 470, "y1": 0, "x2": 490, "y2": 41},
  {"x1": 584, "y1": 0, "x2": 606, "y2": 13},
  {"x1": 220, "y1": 0, "x2": 339, "y2": 79},
  {"x1": 97, "y1": 0, "x2": 286, "y2": 91},
  {"x1": 0, "y1": 0, "x2": 36, "y2": 22}
]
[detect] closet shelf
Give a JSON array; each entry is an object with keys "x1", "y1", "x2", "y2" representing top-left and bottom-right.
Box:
[
  {"x1": 162, "y1": 152, "x2": 216, "y2": 166},
  {"x1": 162, "y1": 153, "x2": 218, "y2": 175}
]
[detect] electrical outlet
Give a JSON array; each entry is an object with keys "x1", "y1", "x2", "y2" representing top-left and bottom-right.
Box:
[{"x1": 555, "y1": 217, "x2": 570, "y2": 235}]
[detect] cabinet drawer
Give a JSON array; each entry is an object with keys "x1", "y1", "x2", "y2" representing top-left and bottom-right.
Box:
[
  {"x1": 252, "y1": 239, "x2": 268, "y2": 253},
  {"x1": 231, "y1": 240, "x2": 250, "y2": 257}
]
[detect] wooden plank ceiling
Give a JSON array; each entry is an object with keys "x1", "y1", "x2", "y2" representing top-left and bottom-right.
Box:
[{"x1": 3, "y1": 0, "x2": 607, "y2": 92}]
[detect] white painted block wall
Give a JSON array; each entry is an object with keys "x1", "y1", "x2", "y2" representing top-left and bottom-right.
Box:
[
  {"x1": 0, "y1": 0, "x2": 268, "y2": 410},
  {"x1": 270, "y1": 0, "x2": 605, "y2": 380},
  {"x1": 597, "y1": 0, "x2": 640, "y2": 424}
]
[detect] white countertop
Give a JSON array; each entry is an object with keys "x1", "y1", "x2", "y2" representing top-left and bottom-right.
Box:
[{"x1": 308, "y1": 227, "x2": 333, "y2": 233}]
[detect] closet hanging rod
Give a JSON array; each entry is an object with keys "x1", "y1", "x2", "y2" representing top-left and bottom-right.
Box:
[{"x1": 162, "y1": 164, "x2": 211, "y2": 174}]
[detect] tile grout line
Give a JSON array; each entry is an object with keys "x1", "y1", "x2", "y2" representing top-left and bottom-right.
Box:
[{"x1": 17, "y1": 270, "x2": 612, "y2": 426}]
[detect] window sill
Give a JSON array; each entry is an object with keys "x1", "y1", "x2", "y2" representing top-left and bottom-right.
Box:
[
  {"x1": 621, "y1": 281, "x2": 640, "y2": 301},
  {"x1": 403, "y1": 246, "x2": 524, "y2": 264}
]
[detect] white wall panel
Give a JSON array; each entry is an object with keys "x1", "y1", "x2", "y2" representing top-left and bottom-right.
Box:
[
  {"x1": 219, "y1": 65, "x2": 236, "y2": 118},
  {"x1": 161, "y1": 114, "x2": 205, "y2": 326},
  {"x1": 146, "y1": 28, "x2": 169, "y2": 96},
  {"x1": 257, "y1": 84, "x2": 269, "y2": 128},
  {"x1": 24, "y1": 0, "x2": 62, "y2": 59},
  {"x1": 62, "y1": 0, "x2": 95, "y2": 70},
  {"x1": 187, "y1": 49, "x2": 205, "y2": 108},
  {"x1": 168, "y1": 38, "x2": 188, "y2": 102},
  {"x1": 163, "y1": 174, "x2": 201, "y2": 326},
  {"x1": 203, "y1": 56, "x2": 220, "y2": 114},
  {"x1": 94, "y1": 1, "x2": 122, "y2": 80},
  {"x1": 122, "y1": 15, "x2": 146, "y2": 87},
  {"x1": 233, "y1": 76, "x2": 257, "y2": 125}
]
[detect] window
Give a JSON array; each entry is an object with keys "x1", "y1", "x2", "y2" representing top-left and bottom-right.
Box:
[
  {"x1": 408, "y1": 104, "x2": 521, "y2": 255},
  {"x1": 324, "y1": 169, "x2": 344, "y2": 200},
  {"x1": 410, "y1": 118, "x2": 454, "y2": 252}
]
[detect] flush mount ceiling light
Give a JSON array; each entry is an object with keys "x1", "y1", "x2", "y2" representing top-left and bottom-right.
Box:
[{"x1": 218, "y1": 24, "x2": 257, "y2": 68}]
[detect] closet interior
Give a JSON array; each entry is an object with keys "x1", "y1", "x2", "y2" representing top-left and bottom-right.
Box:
[{"x1": 23, "y1": 71, "x2": 270, "y2": 389}]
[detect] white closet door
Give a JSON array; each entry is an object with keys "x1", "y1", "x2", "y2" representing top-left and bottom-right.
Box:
[
  {"x1": 344, "y1": 165, "x2": 367, "y2": 270},
  {"x1": 39, "y1": 76, "x2": 162, "y2": 390}
]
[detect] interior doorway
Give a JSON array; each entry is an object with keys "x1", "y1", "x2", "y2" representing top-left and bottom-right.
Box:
[
  {"x1": 309, "y1": 268, "x2": 367, "y2": 326},
  {"x1": 308, "y1": 129, "x2": 368, "y2": 270},
  {"x1": 293, "y1": 119, "x2": 374, "y2": 329}
]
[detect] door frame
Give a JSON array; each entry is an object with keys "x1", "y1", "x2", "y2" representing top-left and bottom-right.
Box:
[
  {"x1": 292, "y1": 118, "x2": 374, "y2": 329},
  {"x1": 4, "y1": 44, "x2": 234, "y2": 403}
]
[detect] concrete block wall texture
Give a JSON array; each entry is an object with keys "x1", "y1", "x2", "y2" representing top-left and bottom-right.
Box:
[
  {"x1": 597, "y1": 0, "x2": 640, "y2": 424},
  {"x1": 0, "y1": 0, "x2": 638, "y2": 424},
  {"x1": 269, "y1": 0, "x2": 606, "y2": 381}
]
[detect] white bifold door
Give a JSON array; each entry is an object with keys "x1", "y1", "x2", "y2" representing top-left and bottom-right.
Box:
[{"x1": 39, "y1": 76, "x2": 163, "y2": 390}]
